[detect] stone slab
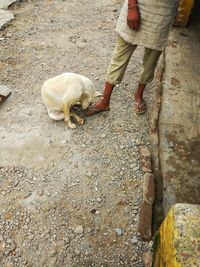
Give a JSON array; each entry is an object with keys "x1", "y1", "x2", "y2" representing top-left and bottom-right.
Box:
[
  {"x1": 0, "y1": 0, "x2": 17, "y2": 9},
  {"x1": 0, "y1": 8, "x2": 14, "y2": 29},
  {"x1": 0, "y1": 84, "x2": 12, "y2": 102}
]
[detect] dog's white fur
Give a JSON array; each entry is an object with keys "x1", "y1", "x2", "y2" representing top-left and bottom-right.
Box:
[{"x1": 41, "y1": 73, "x2": 99, "y2": 128}]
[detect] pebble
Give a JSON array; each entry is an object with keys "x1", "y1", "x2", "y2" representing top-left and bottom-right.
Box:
[
  {"x1": 64, "y1": 237, "x2": 71, "y2": 244},
  {"x1": 130, "y1": 236, "x2": 138, "y2": 244},
  {"x1": 97, "y1": 197, "x2": 102, "y2": 203},
  {"x1": 49, "y1": 248, "x2": 57, "y2": 257},
  {"x1": 37, "y1": 189, "x2": 43, "y2": 196},
  {"x1": 76, "y1": 42, "x2": 86, "y2": 49},
  {"x1": 133, "y1": 166, "x2": 139, "y2": 171},
  {"x1": 9, "y1": 242, "x2": 16, "y2": 252},
  {"x1": 75, "y1": 248, "x2": 81, "y2": 255},
  {"x1": 130, "y1": 163, "x2": 137, "y2": 168},
  {"x1": 6, "y1": 238, "x2": 13, "y2": 244},
  {"x1": 25, "y1": 218, "x2": 31, "y2": 224},
  {"x1": 86, "y1": 171, "x2": 92, "y2": 178},
  {"x1": 87, "y1": 227, "x2": 93, "y2": 233},
  {"x1": 14, "y1": 179, "x2": 19, "y2": 187},
  {"x1": 28, "y1": 234, "x2": 35, "y2": 240},
  {"x1": 135, "y1": 139, "x2": 141, "y2": 146},
  {"x1": 74, "y1": 225, "x2": 84, "y2": 234},
  {"x1": 45, "y1": 234, "x2": 51, "y2": 239},
  {"x1": 114, "y1": 228, "x2": 124, "y2": 236}
]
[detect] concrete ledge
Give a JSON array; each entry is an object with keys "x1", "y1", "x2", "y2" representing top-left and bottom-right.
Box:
[
  {"x1": 153, "y1": 203, "x2": 200, "y2": 266},
  {"x1": 174, "y1": 0, "x2": 194, "y2": 27}
]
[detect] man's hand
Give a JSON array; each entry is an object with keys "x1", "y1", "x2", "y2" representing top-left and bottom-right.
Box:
[{"x1": 127, "y1": 6, "x2": 140, "y2": 31}]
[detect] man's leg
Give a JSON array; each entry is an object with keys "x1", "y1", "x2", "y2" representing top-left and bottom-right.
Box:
[
  {"x1": 86, "y1": 35, "x2": 137, "y2": 116},
  {"x1": 135, "y1": 48, "x2": 162, "y2": 113}
]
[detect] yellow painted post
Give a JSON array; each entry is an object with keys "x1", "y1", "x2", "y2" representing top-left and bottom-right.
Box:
[
  {"x1": 174, "y1": 0, "x2": 194, "y2": 27},
  {"x1": 152, "y1": 204, "x2": 200, "y2": 267}
]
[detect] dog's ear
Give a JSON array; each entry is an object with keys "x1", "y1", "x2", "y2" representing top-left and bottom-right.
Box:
[{"x1": 94, "y1": 91, "x2": 102, "y2": 97}]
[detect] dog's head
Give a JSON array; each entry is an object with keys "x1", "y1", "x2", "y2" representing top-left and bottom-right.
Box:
[{"x1": 81, "y1": 79, "x2": 102, "y2": 110}]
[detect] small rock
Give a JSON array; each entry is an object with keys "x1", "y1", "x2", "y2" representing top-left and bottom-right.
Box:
[
  {"x1": 91, "y1": 208, "x2": 97, "y2": 214},
  {"x1": 86, "y1": 171, "x2": 92, "y2": 178},
  {"x1": 25, "y1": 218, "x2": 31, "y2": 224},
  {"x1": 114, "y1": 228, "x2": 124, "y2": 236},
  {"x1": 76, "y1": 42, "x2": 86, "y2": 49},
  {"x1": 74, "y1": 225, "x2": 83, "y2": 234},
  {"x1": 135, "y1": 139, "x2": 141, "y2": 146},
  {"x1": 45, "y1": 234, "x2": 51, "y2": 239},
  {"x1": 75, "y1": 248, "x2": 81, "y2": 255},
  {"x1": 6, "y1": 239, "x2": 13, "y2": 244},
  {"x1": 133, "y1": 166, "x2": 139, "y2": 171},
  {"x1": 97, "y1": 197, "x2": 102, "y2": 203},
  {"x1": 49, "y1": 248, "x2": 57, "y2": 257},
  {"x1": 28, "y1": 234, "x2": 35, "y2": 240},
  {"x1": 64, "y1": 237, "x2": 71, "y2": 244},
  {"x1": 14, "y1": 179, "x2": 19, "y2": 187},
  {"x1": 130, "y1": 163, "x2": 137, "y2": 168},
  {"x1": 131, "y1": 236, "x2": 138, "y2": 244},
  {"x1": 101, "y1": 134, "x2": 106, "y2": 138},
  {"x1": 87, "y1": 227, "x2": 93, "y2": 233},
  {"x1": 8, "y1": 242, "x2": 16, "y2": 252},
  {"x1": 37, "y1": 189, "x2": 43, "y2": 196}
]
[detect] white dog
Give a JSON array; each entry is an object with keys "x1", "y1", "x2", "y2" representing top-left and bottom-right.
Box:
[{"x1": 41, "y1": 73, "x2": 100, "y2": 129}]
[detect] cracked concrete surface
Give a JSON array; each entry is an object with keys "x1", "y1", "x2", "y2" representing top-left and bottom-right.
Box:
[{"x1": 159, "y1": 4, "x2": 200, "y2": 214}]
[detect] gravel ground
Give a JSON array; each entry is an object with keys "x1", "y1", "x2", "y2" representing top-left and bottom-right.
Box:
[{"x1": 0, "y1": 0, "x2": 155, "y2": 266}]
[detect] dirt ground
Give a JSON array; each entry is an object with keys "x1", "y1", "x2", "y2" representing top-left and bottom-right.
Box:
[{"x1": 0, "y1": 1, "x2": 155, "y2": 266}]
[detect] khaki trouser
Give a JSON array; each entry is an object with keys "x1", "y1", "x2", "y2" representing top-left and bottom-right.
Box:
[{"x1": 106, "y1": 35, "x2": 162, "y2": 85}]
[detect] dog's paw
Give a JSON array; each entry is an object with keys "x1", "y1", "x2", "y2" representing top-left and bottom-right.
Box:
[
  {"x1": 68, "y1": 122, "x2": 77, "y2": 129},
  {"x1": 78, "y1": 118, "x2": 85, "y2": 125}
]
